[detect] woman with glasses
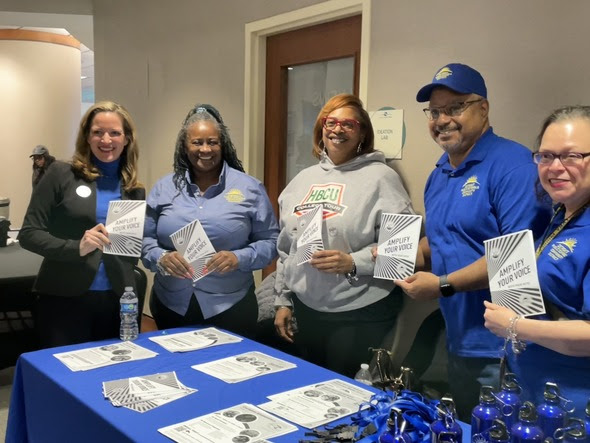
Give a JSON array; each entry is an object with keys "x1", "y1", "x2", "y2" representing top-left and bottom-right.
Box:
[
  {"x1": 273, "y1": 93, "x2": 414, "y2": 377},
  {"x1": 19, "y1": 101, "x2": 145, "y2": 348},
  {"x1": 142, "y1": 104, "x2": 279, "y2": 339},
  {"x1": 484, "y1": 105, "x2": 590, "y2": 415}
]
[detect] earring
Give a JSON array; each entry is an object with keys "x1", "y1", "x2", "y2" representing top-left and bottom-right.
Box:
[{"x1": 357, "y1": 141, "x2": 363, "y2": 154}]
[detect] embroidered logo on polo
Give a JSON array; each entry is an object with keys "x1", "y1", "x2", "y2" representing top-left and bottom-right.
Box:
[
  {"x1": 548, "y1": 238, "x2": 577, "y2": 261},
  {"x1": 461, "y1": 175, "x2": 480, "y2": 197},
  {"x1": 293, "y1": 183, "x2": 347, "y2": 219},
  {"x1": 224, "y1": 189, "x2": 245, "y2": 203},
  {"x1": 435, "y1": 67, "x2": 453, "y2": 80}
]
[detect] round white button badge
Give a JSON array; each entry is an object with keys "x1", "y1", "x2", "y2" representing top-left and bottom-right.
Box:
[{"x1": 76, "y1": 185, "x2": 91, "y2": 198}]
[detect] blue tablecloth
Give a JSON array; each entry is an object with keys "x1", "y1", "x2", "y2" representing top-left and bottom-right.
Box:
[{"x1": 6, "y1": 328, "x2": 470, "y2": 442}]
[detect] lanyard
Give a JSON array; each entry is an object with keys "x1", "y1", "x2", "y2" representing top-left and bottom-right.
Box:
[{"x1": 535, "y1": 203, "x2": 589, "y2": 258}]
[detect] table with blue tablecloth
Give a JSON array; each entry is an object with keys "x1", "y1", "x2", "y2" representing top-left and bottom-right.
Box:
[{"x1": 6, "y1": 328, "x2": 470, "y2": 442}]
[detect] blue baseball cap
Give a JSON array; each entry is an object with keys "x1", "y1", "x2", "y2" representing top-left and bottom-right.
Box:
[{"x1": 416, "y1": 63, "x2": 487, "y2": 102}]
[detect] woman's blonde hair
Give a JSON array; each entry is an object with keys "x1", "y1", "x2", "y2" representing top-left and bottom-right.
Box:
[
  {"x1": 72, "y1": 101, "x2": 141, "y2": 191},
  {"x1": 312, "y1": 93, "x2": 375, "y2": 159}
]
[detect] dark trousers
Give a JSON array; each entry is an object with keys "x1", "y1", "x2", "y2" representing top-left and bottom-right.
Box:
[
  {"x1": 447, "y1": 354, "x2": 501, "y2": 421},
  {"x1": 292, "y1": 287, "x2": 403, "y2": 378},
  {"x1": 150, "y1": 285, "x2": 260, "y2": 340},
  {"x1": 35, "y1": 290, "x2": 120, "y2": 349}
]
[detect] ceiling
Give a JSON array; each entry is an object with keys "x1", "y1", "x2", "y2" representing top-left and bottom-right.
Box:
[{"x1": 0, "y1": 25, "x2": 94, "y2": 102}]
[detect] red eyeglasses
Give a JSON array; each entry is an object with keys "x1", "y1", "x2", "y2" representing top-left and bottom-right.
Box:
[{"x1": 322, "y1": 117, "x2": 360, "y2": 132}]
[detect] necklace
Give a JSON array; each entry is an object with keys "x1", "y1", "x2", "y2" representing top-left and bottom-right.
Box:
[{"x1": 535, "y1": 201, "x2": 590, "y2": 258}]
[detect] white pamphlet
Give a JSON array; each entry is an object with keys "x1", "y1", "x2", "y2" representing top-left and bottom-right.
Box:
[
  {"x1": 158, "y1": 403, "x2": 297, "y2": 443},
  {"x1": 149, "y1": 327, "x2": 242, "y2": 352},
  {"x1": 53, "y1": 341, "x2": 158, "y2": 371},
  {"x1": 484, "y1": 229, "x2": 546, "y2": 316},
  {"x1": 103, "y1": 200, "x2": 146, "y2": 257},
  {"x1": 296, "y1": 204, "x2": 324, "y2": 266},
  {"x1": 259, "y1": 379, "x2": 372, "y2": 429},
  {"x1": 374, "y1": 213, "x2": 422, "y2": 280},
  {"x1": 192, "y1": 351, "x2": 296, "y2": 383},
  {"x1": 103, "y1": 371, "x2": 196, "y2": 413},
  {"x1": 170, "y1": 219, "x2": 216, "y2": 282}
]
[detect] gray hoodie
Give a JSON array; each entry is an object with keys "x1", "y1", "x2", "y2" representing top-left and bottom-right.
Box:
[{"x1": 274, "y1": 151, "x2": 414, "y2": 312}]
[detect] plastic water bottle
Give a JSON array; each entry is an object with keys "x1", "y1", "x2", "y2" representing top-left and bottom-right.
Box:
[
  {"x1": 511, "y1": 402, "x2": 545, "y2": 443},
  {"x1": 354, "y1": 363, "x2": 373, "y2": 386},
  {"x1": 119, "y1": 286, "x2": 139, "y2": 341},
  {"x1": 497, "y1": 373, "x2": 523, "y2": 430},
  {"x1": 472, "y1": 385, "x2": 502, "y2": 437},
  {"x1": 538, "y1": 383, "x2": 568, "y2": 440}
]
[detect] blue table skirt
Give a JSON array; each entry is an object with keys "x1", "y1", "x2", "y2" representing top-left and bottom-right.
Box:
[{"x1": 6, "y1": 327, "x2": 471, "y2": 442}]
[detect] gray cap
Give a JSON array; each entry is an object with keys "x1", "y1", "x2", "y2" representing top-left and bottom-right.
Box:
[{"x1": 30, "y1": 145, "x2": 48, "y2": 157}]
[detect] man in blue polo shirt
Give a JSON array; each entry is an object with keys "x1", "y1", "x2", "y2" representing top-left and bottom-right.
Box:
[{"x1": 396, "y1": 63, "x2": 550, "y2": 419}]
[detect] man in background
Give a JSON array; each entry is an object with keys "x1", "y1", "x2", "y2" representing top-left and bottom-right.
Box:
[{"x1": 30, "y1": 145, "x2": 55, "y2": 187}]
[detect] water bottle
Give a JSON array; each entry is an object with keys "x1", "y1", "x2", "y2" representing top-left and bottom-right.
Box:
[
  {"x1": 354, "y1": 363, "x2": 373, "y2": 386},
  {"x1": 553, "y1": 418, "x2": 587, "y2": 442},
  {"x1": 497, "y1": 373, "x2": 523, "y2": 429},
  {"x1": 489, "y1": 419, "x2": 511, "y2": 443},
  {"x1": 584, "y1": 400, "x2": 590, "y2": 443},
  {"x1": 430, "y1": 396, "x2": 462, "y2": 443},
  {"x1": 538, "y1": 383, "x2": 568, "y2": 440},
  {"x1": 472, "y1": 385, "x2": 503, "y2": 437},
  {"x1": 119, "y1": 286, "x2": 139, "y2": 341},
  {"x1": 379, "y1": 408, "x2": 413, "y2": 443},
  {"x1": 511, "y1": 402, "x2": 545, "y2": 442}
]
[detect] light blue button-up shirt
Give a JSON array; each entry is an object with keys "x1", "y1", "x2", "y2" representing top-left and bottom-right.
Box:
[{"x1": 142, "y1": 162, "x2": 279, "y2": 319}]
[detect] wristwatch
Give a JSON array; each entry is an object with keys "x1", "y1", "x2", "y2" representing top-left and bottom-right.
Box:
[
  {"x1": 439, "y1": 274, "x2": 455, "y2": 297},
  {"x1": 345, "y1": 257, "x2": 359, "y2": 285}
]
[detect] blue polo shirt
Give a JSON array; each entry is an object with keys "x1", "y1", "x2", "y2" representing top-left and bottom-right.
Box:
[
  {"x1": 424, "y1": 127, "x2": 550, "y2": 357},
  {"x1": 507, "y1": 207, "x2": 590, "y2": 415},
  {"x1": 142, "y1": 162, "x2": 279, "y2": 319}
]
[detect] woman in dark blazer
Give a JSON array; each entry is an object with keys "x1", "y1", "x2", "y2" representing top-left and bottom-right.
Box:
[{"x1": 19, "y1": 101, "x2": 145, "y2": 348}]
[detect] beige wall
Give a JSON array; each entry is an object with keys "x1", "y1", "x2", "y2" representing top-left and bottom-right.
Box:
[
  {"x1": 2, "y1": 0, "x2": 590, "y2": 220},
  {"x1": 89, "y1": 0, "x2": 590, "y2": 215},
  {"x1": 368, "y1": 0, "x2": 590, "y2": 214},
  {"x1": 0, "y1": 35, "x2": 81, "y2": 226}
]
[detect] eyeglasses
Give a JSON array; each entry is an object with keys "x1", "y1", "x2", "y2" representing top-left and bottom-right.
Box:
[
  {"x1": 533, "y1": 151, "x2": 590, "y2": 165},
  {"x1": 322, "y1": 117, "x2": 360, "y2": 132},
  {"x1": 423, "y1": 99, "x2": 483, "y2": 120}
]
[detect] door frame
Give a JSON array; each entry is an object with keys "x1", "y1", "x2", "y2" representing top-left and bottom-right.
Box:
[{"x1": 243, "y1": 0, "x2": 372, "y2": 181}]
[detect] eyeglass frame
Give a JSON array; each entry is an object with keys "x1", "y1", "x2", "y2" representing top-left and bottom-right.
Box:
[
  {"x1": 532, "y1": 151, "x2": 590, "y2": 165},
  {"x1": 422, "y1": 99, "x2": 484, "y2": 121},
  {"x1": 321, "y1": 116, "x2": 361, "y2": 132}
]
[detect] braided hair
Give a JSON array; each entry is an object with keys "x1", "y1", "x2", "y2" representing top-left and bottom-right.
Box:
[{"x1": 172, "y1": 103, "x2": 244, "y2": 190}]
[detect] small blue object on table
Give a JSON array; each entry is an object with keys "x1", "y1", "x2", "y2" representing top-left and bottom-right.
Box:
[{"x1": 6, "y1": 327, "x2": 471, "y2": 442}]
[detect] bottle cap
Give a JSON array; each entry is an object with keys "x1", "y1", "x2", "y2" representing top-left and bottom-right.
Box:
[
  {"x1": 501, "y1": 373, "x2": 521, "y2": 393},
  {"x1": 518, "y1": 401, "x2": 538, "y2": 422},
  {"x1": 479, "y1": 385, "x2": 496, "y2": 404},
  {"x1": 488, "y1": 419, "x2": 509, "y2": 441},
  {"x1": 360, "y1": 363, "x2": 369, "y2": 370},
  {"x1": 543, "y1": 382, "x2": 560, "y2": 402},
  {"x1": 124, "y1": 286, "x2": 133, "y2": 291}
]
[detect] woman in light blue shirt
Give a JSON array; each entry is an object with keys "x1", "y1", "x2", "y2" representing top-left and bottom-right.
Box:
[{"x1": 142, "y1": 104, "x2": 279, "y2": 338}]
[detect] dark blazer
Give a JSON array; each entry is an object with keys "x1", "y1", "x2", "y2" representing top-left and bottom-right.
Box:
[{"x1": 19, "y1": 161, "x2": 145, "y2": 297}]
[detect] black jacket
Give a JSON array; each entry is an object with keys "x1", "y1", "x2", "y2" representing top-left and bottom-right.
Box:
[{"x1": 19, "y1": 161, "x2": 145, "y2": 297}]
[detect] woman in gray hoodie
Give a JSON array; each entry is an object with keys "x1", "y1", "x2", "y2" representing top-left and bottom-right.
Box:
[{"x1": 273, "y1": 94, "x2": 414, "y2": 377}]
